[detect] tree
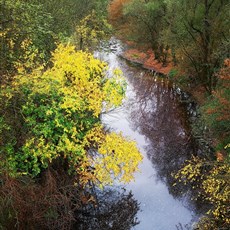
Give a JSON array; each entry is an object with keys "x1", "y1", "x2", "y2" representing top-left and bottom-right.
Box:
[
  {"x1": 0, "y1": 0, "x2": 111, "y2": 84},
  {"x1": 0, "y1": 0, "x2": 55, "y2": 81},
  {"x1": 175, "y1": 156, "x2": 230, "y2": 229},
  {"x1": 74, "y1": 10, "x2": 112, "y2": 51},
  {"x1": 110, "y1": 0, "x2": 230, "y2": 93},
  {"x1": 108, "y1": 0, "x2": 131, "y2": 25},
  {"x1": 30, "y1": 0, "x2": 109, "y2": 37},
  {"x1": 0, "y1": 44, "x2": 142, "y2": 185},
  {"x1": 122, "y1": 0, "x2": 167, "y2": 62},
  {"x1": 201, "y1": 61, "x2": 230, "y2": 157},
  {"x1": 164, "y1": 0, "x2": 230, "y2": 93}
]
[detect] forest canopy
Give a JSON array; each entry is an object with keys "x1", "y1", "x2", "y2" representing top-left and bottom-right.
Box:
[
  {"x1": 0, "y1": 0, "x2": 143, "y2": 228},
  {"x1": 0, "y1": 0, "x2": 229, "y2": 229}
]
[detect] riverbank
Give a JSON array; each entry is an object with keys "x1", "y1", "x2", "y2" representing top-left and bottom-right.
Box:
[
  {"x1": 101, "y1": 42, "x2": 201, "y2": 228},
  {"x1": 121, "y1": 45, "x2": 173, "y2": 75},
  {"x1": 119, "y1": 39, "x2": 226, "y2": 161},
  {"x1": 120, "y1": 42, "x2": 210, "y2": 106}
]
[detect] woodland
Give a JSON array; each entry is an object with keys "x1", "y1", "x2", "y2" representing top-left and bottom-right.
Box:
[{"x1": 0, "y1": 0, "x2": 229, "y2": 229}]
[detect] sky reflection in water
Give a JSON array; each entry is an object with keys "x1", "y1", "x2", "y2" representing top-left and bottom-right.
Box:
[{"x1": 96, "y1": 43, "x2": 198, "y2": 230}]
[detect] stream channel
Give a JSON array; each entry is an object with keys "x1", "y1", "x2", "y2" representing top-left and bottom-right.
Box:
[{"x1": 95, "y1": 38, "x2": 199, "y2": 230}]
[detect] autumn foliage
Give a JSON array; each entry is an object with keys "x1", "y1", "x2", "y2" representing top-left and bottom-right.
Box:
[
  {"x1": 0, "y1": 43, "x2": 142, "y2": 228},
  {"x1": 0, "y1": 0, "x2": 143, "y2": 228},
  {"x1": 108, "y1": 0, "x2": 131, "y2": 24},
  {"x1": 0, "y1": 44, "x2": 142, "y2": 184},
  {"x1": 175, "y1": 156, "x2": 230, "y2": 229}
]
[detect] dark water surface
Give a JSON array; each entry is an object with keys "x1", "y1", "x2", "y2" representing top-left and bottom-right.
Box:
[{"x1": 95, "y1": 39, "x2": 198, "y2": 230}]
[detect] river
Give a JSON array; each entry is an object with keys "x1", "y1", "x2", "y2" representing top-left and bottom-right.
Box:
[{"x1": 95, "y1": 38, "x2": 199, "y2": 230}]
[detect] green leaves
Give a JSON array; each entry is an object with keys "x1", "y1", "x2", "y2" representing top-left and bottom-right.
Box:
[
  {"x1": 0, "y1": 44, "x2": 141, "y2": 184},
  {"x1": 0, "y1": 0, "x2": 55, "y2": 77},
  {"x1": 74, "y1": 10, "x2": 112, "y2": 51}
]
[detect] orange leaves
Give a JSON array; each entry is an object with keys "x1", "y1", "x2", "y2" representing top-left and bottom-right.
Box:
[
  {"x1": 216, "y1": 152, "x2": 224, "y2": 161},
  {"x1": 108, "y1": 0, "x2": 131, "y2": 23}
]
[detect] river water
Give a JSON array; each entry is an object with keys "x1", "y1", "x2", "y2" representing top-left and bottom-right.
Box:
[{"x1": 95, "y1": 39, "x2": 198, "y2": 230}]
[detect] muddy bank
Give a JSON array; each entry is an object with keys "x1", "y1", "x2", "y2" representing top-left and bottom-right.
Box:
[{"x1": 117, "y1": 41, "x2": 173, "y2": 75}]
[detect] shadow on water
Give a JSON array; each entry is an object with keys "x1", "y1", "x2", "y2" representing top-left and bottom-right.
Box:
[
  {"x1": 123, "y1": 60, "x2": 209, "y2": 216},
  {"x1": 127, "y1": 73, "x2": 194, "y2": 195},
  {"x1": 95, "y1": 38, "x2": 204, "y2": 230},
  {"x1": 75, "y1": 187, "x2": 140, "y2": 230}
]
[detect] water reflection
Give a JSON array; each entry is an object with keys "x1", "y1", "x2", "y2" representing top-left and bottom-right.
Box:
[
  {"x1": 126, "y1": 71, "x2": 195, "y2": 197},
  {"x1": 98, "y1": 39, "x2": 198, "y2": 230},
  {"x1": 76, "y1": 188, "x2": 139, "y2": 230}
]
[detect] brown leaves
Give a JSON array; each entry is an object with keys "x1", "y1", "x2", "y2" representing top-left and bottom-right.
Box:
[{"x1": 108, "y1": 0, "x2": 131, "y2": 23}]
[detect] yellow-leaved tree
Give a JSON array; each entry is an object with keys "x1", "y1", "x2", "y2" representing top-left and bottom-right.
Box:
[
  {"x1": 174, "y1": 156, "x2": 230, "y2": 229},
  {"x1": 0, "y1": 44, "x2": 142, "y2": 186},
  {"x1": 75, "y1": 10, "x2": 112, "y2": 51}
]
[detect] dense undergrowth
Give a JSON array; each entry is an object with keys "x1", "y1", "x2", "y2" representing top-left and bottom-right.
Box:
[{"x1": 0, "y1": 0, "x2": 142, "y2": 229}]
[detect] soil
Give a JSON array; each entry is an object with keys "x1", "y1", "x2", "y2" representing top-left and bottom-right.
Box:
[
  {"x1": 121, "y1": 46, "x2": 173, "y2": 75},
  {"x1": 120, "y1": 42, "x2": 208, "y2": 105}
]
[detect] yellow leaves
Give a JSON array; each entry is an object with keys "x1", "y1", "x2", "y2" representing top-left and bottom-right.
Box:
[
  {"x1": 93, "y1": 132, "x2": 142, "y2": 185},
  {"x1": 103, "y1": 69, "x2": 126, "y2": 110},
  {"x1": 71, "y1": 127, "x2": 78, "y2": 139},
  {"x1": 5, "y1": 43, "x2": 142, "y2": 188},
  {"x1": 76, "y1": 158, "x2": 97, "y2": 186},
  {"x1": 174, "y1": 155, "x2": 203, "y2": 183},
  {"x1": 14, "y1": 44, "x2": 126, "y2": 118},
  {"x1": 175, "y1": 155, "x2": 230, "y2": 225},
  {"x1": 21, "y1": 39, "x2": 32, "y2": 50},
  {"x1": 52, "y1": 44, "x2": 83, "y2": 71},
  {"x1": 46, "y1": 44, "x2": 106, "y2": 116},
  {"x1": 74, "y1": 10, "x2": 112, "y2": 51},
  {"x1": 113, "y1": 68, "x2": 123, "y2": 76},
  {"x1": 63, "y1": 137, "x2": 76, "y2": 152},
  {"x1": 78, "y1": 129, "x2": 143, "y2": 187},
  {"x1": 202, "y1": 163, "x2": 230, "y2": 221},
  {"x1": 45, "y1": 110, "x2": 53, "y2": 116},
  {"x1": 59, "y1": 94, "x2": 82, "y2": 113},
  {"x1": 57, "y1": 133, "x2": 79, "y2": 155},
  {"x1": 0, "y1": 30, "x2": 7, "y2": 38},
  {"x1": 24, "y1": 136, "x2": 58, "y2": 165},
  {"x1": 14, "y1": 38, "x2": 42, "y2": 74},
  {"x1": 82, "y1": 125, "x2": 105, "y2": 148}
]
